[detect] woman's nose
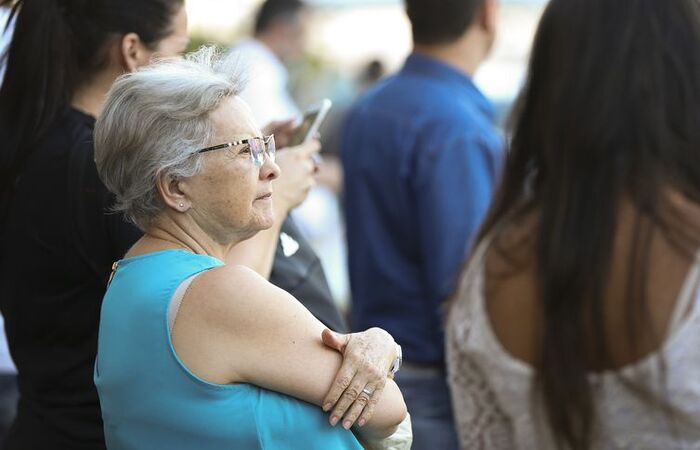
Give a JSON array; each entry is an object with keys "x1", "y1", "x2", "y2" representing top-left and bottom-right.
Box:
[{"x1": 260, "y1": 153, "x2": 280, "y2": 181}]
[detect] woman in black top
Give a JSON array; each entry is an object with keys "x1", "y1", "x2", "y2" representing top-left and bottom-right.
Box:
[{"x1": 0, "y1": 1, "x2": 188, "y2": 447}]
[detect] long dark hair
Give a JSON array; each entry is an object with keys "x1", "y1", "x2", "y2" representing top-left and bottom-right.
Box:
[
  {"x1": 473, "y1": 0, "x2": 700, "y2": 448},
  {"x1": 0, "y1": 0, "x2": 182, "y2": 203}
]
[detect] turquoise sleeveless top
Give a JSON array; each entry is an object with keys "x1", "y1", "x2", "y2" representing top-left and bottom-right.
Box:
[{"x1": 95, "y1": 250, "x2": 363, "y2": 450}]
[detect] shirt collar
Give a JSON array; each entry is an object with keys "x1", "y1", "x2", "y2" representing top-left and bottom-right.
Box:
[{"x1": 401, "y1": 53, "x2": 495, "y2": 120}]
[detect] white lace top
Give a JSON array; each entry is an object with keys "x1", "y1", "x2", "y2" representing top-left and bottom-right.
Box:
[{"x1": 446, "y1": 239, "x2": 700, "y2": 449}]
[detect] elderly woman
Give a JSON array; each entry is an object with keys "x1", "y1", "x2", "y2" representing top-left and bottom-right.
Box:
[{"x1": 92, "y1": 47, "x2": 407, "y2": 449}]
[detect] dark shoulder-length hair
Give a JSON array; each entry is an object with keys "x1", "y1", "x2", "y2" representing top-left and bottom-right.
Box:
[{"x1": 470, "y1": 0, "x2": 700, "y2": 448}]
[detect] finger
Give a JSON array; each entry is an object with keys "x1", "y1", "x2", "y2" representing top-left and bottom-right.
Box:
[
  {"x1": 328, "y1": 373, "x2": 365, "y2": 426},
  {"x1": 322, "y1": 358, "x2": 355, "y2": 413},
  {"x1": 356, "y1": 380, "x2": 386, "y2": 427},
  {"x1": 341, "y1": 383, "x2": 379, "y2": 429},
  {"x1": 321, "y1": 329, "x2": 350, "y2": 353}
]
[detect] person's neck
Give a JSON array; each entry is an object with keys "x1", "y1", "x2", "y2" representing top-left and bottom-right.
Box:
[
  {"x1": 256, "y1": 33, "x2": 283, "y2": 62},
  {"x1": 71, "y1": 67, "x2": 122, "y2": 118},
  {"x1": 140, "y1": 214, "x2": 242, "y2": 262},
  {"x1": 413, "y1": 30, "x2": 489, "y2": 78}
]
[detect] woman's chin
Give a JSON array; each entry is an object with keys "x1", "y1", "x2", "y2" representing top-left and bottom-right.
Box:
[{"x1": 255, "y1": 210, "x2": 276, "y2": 231}]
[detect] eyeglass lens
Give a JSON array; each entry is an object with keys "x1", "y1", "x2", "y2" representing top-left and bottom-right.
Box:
[{"x1": 250, "y1": 136, "x2": 276, "y2": 166}]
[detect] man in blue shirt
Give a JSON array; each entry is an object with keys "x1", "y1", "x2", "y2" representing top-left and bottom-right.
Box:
[{"x1": 341, "y1": 0, "x2": 502, "y2": 448}]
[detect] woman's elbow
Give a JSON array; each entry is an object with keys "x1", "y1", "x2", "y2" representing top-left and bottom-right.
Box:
[
  {"x1": 392, "y1": 397, "x2": 408, "y2": 427},
  {"x1": 383, "y1": 400, "x2": 408, "y2": 437},
  {"x1": 373, "y1": 387, "x2": 408, "y2": 438}
]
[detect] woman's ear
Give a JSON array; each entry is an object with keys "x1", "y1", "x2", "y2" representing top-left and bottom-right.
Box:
[
  {"x1": 155, "y1": 172, "x2": 190, "y2": 213},
  {"x1": 120, "y1": 32, "x2": 151, "y2": 72}
]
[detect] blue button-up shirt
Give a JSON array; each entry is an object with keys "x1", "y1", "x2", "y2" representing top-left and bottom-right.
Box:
[{"x1": 341, "y1": 53, "x2": 504, "y2": 365}]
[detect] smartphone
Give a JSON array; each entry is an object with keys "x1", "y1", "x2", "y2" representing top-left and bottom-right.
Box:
[{"x1": 289, "y1": 99, "x2": 332, "y2": 147}]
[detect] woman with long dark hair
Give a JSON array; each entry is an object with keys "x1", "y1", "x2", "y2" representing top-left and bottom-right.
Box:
[
  {"x1": 0, "y1": 1, "x2": 188, "y2": 447},
  {"x1": 446, "y1": 0, "x2": 700, "y2": 448}
]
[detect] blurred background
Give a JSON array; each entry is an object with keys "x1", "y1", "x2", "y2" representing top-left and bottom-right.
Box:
[
  {"x1": 183, "y1": 0, "x2": 547, "y2": 313},
  {"x1": 186, "y1": 0, "x2": 546, "y2": 124}
]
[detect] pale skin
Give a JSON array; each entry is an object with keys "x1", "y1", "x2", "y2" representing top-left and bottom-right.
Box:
[{"x1": 125, "y1": 97, "x2": 407, "y2": 440}]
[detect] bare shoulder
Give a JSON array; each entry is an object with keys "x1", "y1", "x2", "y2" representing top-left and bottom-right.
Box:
[
  {"x1": 183, "y1": 262, "x2": 317, "y2": 334},
  {"x1": 184, "y1": 264, "x2": 279, "y2": 327},
  {"x1": 193, "y1": 263, "x2": 269, "y2": 297}
]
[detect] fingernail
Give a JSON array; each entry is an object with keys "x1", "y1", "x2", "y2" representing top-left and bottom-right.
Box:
[
  {"x1": 323, "y1": 403, "x2": 332, "y2": 412},
  {"x1": 358, "y1": 418, "x2": 366, "y2": 427},
  {"x1": 343, "y1": 420, "x2": 352, "y2": 430},
  {"x1": 330, "y1": 416, "x2": 338, "y2": 426}
]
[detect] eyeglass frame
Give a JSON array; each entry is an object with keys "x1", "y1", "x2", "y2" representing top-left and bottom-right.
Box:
[{"x1": 194, "y1": 134, "x2": 276, "y2": 167}]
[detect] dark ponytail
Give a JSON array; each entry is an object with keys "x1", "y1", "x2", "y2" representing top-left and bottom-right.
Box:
[
  {"x1": 0, "y1": 0, "x2": 76, "y2": 177},
  {"x1": 0, "y1": 0, "x2": 183, "y2": 202}
]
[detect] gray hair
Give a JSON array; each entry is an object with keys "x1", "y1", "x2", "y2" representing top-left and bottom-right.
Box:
[{"x1": 94, "y1": 46, "x2": 244, "y2": 229}]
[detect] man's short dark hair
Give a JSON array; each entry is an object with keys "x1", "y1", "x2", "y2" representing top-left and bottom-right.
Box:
[
  {"x1": 405, "y1": 0, "x2": 484, "y2": 45},
  {"x1": 254, "y1": 0, "x2": 305, "y2": 35}
]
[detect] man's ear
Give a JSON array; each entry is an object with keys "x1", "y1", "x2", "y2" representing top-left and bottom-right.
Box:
[
  {"x1": 120, "y1": 32, "x2": 151, "y2": 72},
  {"x1": 478, "y1": 0, "x2": 498, "y2": 35},
  {"x1": 155, "y1": 172, "x2": 190, "y2": 213}
]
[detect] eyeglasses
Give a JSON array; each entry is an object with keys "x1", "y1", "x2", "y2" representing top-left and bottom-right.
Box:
[{"x1": 195, "y1": 134, "x2": 276, "y2": 167}]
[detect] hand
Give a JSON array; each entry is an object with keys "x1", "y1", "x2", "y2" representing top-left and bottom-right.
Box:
[
  {"x1": 272, "y1": 140, "x2": 321, "y2": 214},
  {"x1": 263, "y1": 119, "x2": 296, "y2": 148},
  {"x1": 321, "y1": 327, "x2": 397, "y2": 429}
]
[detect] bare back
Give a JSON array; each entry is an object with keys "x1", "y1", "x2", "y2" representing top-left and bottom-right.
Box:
[{"x1": 483, "y1": 198, "x2": 699, "y2": 370}]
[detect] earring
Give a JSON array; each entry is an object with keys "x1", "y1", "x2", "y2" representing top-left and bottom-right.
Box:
[{"x1": 179, "y1": 203, "x2": 184, "y2": 208}]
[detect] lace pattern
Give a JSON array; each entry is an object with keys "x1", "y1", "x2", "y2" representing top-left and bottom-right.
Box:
[{"x1": 446, "y1": 240, "x2": 700, "y2": 450}]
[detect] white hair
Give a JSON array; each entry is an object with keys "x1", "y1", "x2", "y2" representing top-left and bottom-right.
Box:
[{"x1": 94, "y1": 46, "x2": 245, "y2": 229}]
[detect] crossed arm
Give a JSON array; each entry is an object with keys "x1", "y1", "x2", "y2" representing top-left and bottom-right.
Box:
[
  {"x1": 225, "y1": 124, "x2": 401, "y2": 429},
  {"x1": 171, "y1": 264, "x2": 407, "y2": 440}
]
